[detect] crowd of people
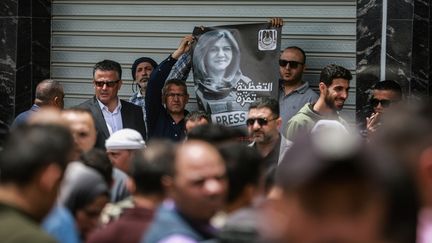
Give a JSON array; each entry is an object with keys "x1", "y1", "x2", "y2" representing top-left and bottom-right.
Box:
[{"x1": 0, "y1": 18, "x2": 429, "y2": 243}]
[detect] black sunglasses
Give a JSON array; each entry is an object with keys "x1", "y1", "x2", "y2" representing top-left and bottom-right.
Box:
[
  {"x1": 246, "y1": 117, "x2": 278, "y2": 127},
  {"x1": 94, "y1": 80, "x2": 120, "y2": 88},
  {"x1": 278, "y1": 59, "x2": 304, "y2": 69},
  {"x1": 370, "y1": 98, "x2": 392, "y2": 108}
]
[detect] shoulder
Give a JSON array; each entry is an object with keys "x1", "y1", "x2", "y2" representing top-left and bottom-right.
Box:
[
  {"x1": 144, "y1": 205, "x2": 202, "y2": 242},
  {"x1": 77, "y1": 97, "x2": 96, "y2": 108},
  {"x1": 121, "y1": 100, "x2": 142, "y2": 111},
  {"x1": 0, "y1": 211, "x2": 56, "y2": 243}
]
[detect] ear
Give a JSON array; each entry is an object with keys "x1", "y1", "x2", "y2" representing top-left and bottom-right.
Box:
[
  {"x1": 318, "y1": 82, "x2": 326, "y2": 94},
  {"x1": 38, "y1": 163, "x2": 63, "y2": 193},
  {"x1": 118, "y1": 80, "x2": 123, "y2": 90},
  {"x1": 276, "y1": 117, "x2": 282, "y2": 129},
  {"x1": 301, "y1": 63, "x2": 306, "y2": 73},
  {"x1": 184, "y1": 94, "x2": 190, "y2": 104}
]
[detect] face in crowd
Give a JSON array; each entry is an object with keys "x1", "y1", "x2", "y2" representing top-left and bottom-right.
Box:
[
  {"x1": 93, "y1": 69, "x2": 122, "y2": 106},
  {"x1": 371, "y1": 89, "x2": 401, "y2": 114},
  {"x1": 164, "y1": 84, "x2": 189, "y2": 115},
  {"x1": 279, "y1": 48, "x2": 306, "y2": 84},
  {"x1": 247, "y1": 107, "x2": 281, "y2": 144},
  {"x1": 166, "y1": 140, "x2": 228, "y2": 222},
  {"x1": 135, "y1": 61, "x2": 154, "y2": 93},
  {"x1": 322, "y1": 78, "x2": 350, "y2": 112},
  {"x1": 106, "y1": 149, "x2": 134, "y2": 173},
  {"x1": 62, "y1": 110, "x2": 97, "y2": 160}
]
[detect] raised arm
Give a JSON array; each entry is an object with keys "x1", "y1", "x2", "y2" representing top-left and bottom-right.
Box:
[{"x1": 145, "y1": 35, "x2": 194, "y2": 133}]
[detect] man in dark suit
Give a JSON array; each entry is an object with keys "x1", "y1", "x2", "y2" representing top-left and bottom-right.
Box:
[{"x1": 78, "y1": 59, "x2": 146, "y2": 149}]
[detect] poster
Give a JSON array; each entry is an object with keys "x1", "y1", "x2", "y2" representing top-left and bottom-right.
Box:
[{"x1": 192, "y1": 23, "x2": 281, "y2": 127}]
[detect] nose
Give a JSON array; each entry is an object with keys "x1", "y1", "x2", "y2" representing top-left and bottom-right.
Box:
[
  {"x1": 204, "y1": 178, "x2": 224, "y2": 195},
  {"x1": 252, "y1": 120, "x2": 262, "y2": 130},
  {"x1": 340, "y1": 90, "x2": 348, "y2": 100},
  {"x1": 217, "y1": 48, "x2": 225, "y2": 57}
]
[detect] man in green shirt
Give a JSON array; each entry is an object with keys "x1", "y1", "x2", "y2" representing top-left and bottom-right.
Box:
[
  {"x1": 0, "y1": 124, "x2": 73, "y2": 243},
  {"x1": 285, "y1": 64, "x2": 352, "y2": 140}
]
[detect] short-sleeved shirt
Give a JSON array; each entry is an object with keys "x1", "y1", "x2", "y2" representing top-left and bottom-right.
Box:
[{"x1": 279, "y1": 81, "x2": 319, "y2": 134}]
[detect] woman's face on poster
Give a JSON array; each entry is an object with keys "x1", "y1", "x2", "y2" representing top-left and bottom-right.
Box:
[{"x1": 205, "y1": 38, "x2": 233, "y2": 73}]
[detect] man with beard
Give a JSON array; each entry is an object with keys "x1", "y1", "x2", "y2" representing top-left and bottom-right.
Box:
[
  {"x1": 129, "y1": 57, "x2": 158, "y2": 134},
  {"x1": 285, "y1": 64, "x2": 352, "y2": 140},
  {"x1": 279, "y1": 46, "x2": 318, "y2": 133},
  {"x1": 247, "y1": 98, "x2": 292, "y2": 168}
]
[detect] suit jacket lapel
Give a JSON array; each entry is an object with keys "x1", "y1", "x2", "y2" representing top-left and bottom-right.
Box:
[
  {"x1": 91, "y1": 97, "x2": 110, "y2": 139},
  {"x1": 121, "y1": 100, "x2": 132, "y2": 128}
]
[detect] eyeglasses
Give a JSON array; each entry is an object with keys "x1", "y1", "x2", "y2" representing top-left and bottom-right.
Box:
[
  {"x1": 166, "y1": 93, "x2": 186, "y2": 98},
  {"x1": 370, "y1": 98, "x2": 393, "y2": 108},
  {"x1": 279, "y1": 59, "x2": 304, "y2": 69},
  {"x1": 94, "y1": 80, "x2": 120, "y2": 88},
  {"x1": 246, "y1": 117, "x2": 278, "y2": 127}
]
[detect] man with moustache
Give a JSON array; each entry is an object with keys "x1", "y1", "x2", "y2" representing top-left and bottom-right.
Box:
[
  {"x1": 247, "y1": 98, "x2": 292, "y2": 168},
  {"x1": 285, "y1": 64, "x2": 352, "y2": 140},
  {"x1": 129, "y1": 57, "x2": 158, "y2": 134}
]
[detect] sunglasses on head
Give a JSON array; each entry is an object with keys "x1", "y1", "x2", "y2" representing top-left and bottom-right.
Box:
[
  {"x1": 279, "y1": 59, "x2": 304, "y2": 69},
  {"x1": 370, "y1": 98, "x2": 392, "y2": 108},
  {"x1": 94, "y1": 80, "x2": 120, "y2": 88},
  {"x1": 246, "y1": 117, "x2": 278, "y2": 127}
]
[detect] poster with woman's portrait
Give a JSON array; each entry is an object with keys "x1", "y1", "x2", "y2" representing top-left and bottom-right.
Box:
[{"x1": 192, "y1": 23, "x2": 281, "y2": 127}]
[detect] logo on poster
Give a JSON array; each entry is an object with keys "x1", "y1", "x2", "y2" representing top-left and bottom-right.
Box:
[{"x1": 258, "y1": 29, "x2": 277, "y2": 51}]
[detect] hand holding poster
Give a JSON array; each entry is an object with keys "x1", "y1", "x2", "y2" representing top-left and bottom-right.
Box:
[{"x1": 191, "y1": 23, "x2": 281, "y2": 127}]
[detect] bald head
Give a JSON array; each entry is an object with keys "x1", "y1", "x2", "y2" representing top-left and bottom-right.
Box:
[
  {"x1": 167, "y1": 140, "x2": 228, "y2": 221},
  {"x1": 35, "y1": 79, "x2": 65, "y2": 109}
]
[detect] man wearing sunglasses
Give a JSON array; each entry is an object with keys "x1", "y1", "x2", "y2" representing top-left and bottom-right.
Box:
[
  {"x1": 78, "y1": 59, "x2": 146, "y2": 149},
  {"x1": 279, "y1": 46, "x2": 319, "y2": 134},
  {"x1": 365, "y1": 80, "x2": 402, "y2": 135},
  {"x1": 285, "y1": 64, "x2": 352, "y2": 140},
  {"x1": 247, "y1": 98, "x2": 292, "y2": 168}
]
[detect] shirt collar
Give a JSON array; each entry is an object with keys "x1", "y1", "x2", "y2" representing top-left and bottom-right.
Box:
[
  {"x1": 279, "y1": 80, "x2": 309, "y2": 94},
  {"x1": 97, "y1": 97, "x2": 122, "y2": 112}
]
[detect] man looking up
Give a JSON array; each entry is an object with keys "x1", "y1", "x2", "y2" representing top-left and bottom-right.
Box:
[
  {"x1": 279, "y1": 46, "x2": 318, "y2": 133},
  {"x1": 78, "y1": 59, "x2": 146, "y2": 148},
  {"x1": 247, "y1": 98, "x2": 292, "y2": 168},
  {"x1": 285, "y1": 64, "x2": 352, "y2": 140}
]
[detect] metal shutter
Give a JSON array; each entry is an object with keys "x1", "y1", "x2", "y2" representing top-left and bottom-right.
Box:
[{"x1": 51, "y1": 0, "x2": 356, "y2": 121}]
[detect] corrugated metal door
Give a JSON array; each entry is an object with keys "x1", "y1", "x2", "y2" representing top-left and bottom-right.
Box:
[{"x1": 51, "y1": 0, "x2": 356, "y2": 121}]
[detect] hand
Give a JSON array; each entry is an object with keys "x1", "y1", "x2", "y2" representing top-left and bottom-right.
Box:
[
  {"x1": 269, "y1": 17, "x2": 284, "y2": 28},
  {"x1": 366, "y1": 112, "x2": 381, "y2": 134},
  {"x1": 172, "y1": 35, "x2": 195, "y2": 59}
]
